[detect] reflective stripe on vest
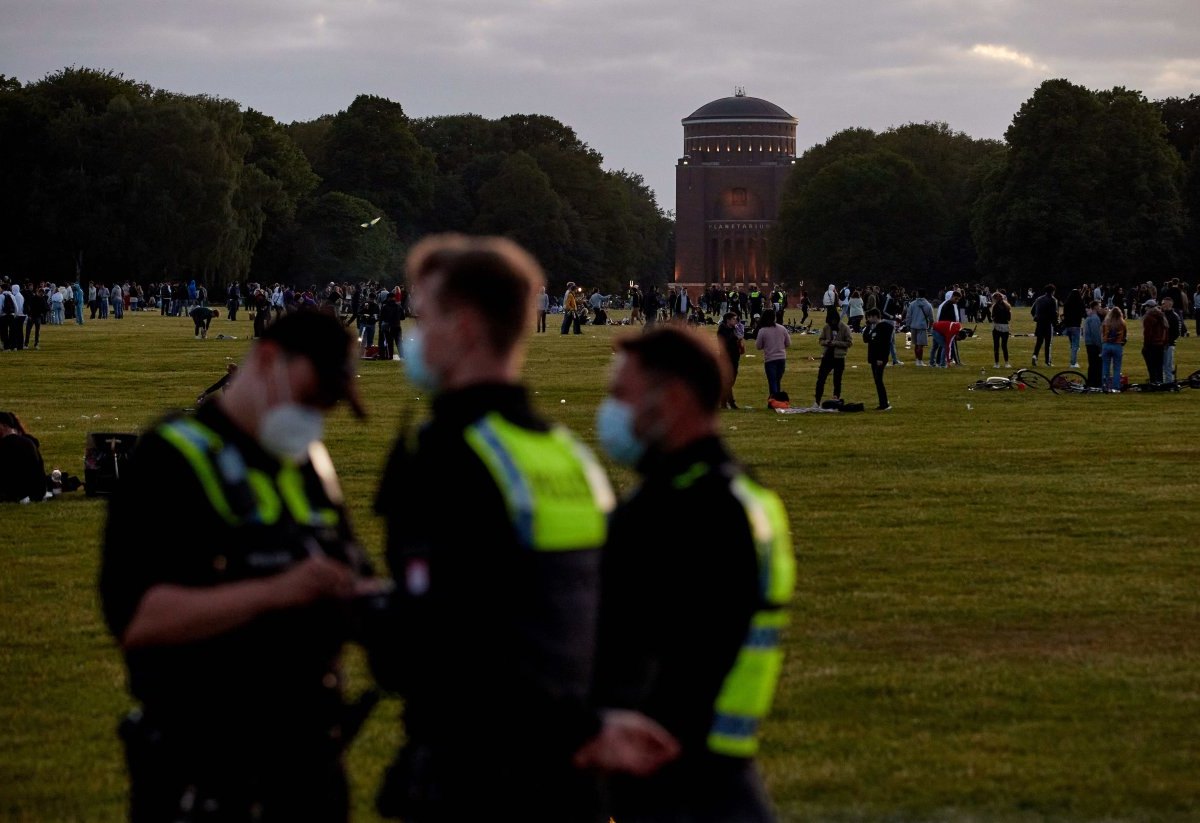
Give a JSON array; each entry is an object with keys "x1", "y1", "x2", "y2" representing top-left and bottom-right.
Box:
[
  {"x1": 707, "y1": 474, "x2": 796, "y2": 758},
  {"x1": 158, "y1": 419, "x2": 338, "y2": 528},
  {"x1": 463, "y1": 412, "x2": 614, "y2": 551}
]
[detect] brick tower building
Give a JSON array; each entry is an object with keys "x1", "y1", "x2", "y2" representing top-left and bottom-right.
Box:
[{"x1": 674, "y1": 91, "x2": 797, "y2": 287}]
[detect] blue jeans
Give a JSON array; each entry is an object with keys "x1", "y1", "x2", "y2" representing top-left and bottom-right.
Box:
[
  {"x1": 764, "y1": 359, "x2": 785, "y2": 397},
  {"x1": 1163, "y1": 345, "x2": 1176, "y2": 382},
  {"x1": 360, "y1": 323, "x2": 375, "y2": 349},
  {"x1": 1102, "y1": 343, "x2": 1124, "y2": 391},
  {"x1": 931, "y1": 330, "x2": 946, "y2": 366},
  {"x1": 1064, "y1": 327, "x2": 1080, "y2": 364}
]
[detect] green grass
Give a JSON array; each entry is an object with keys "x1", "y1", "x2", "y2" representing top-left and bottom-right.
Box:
[{"x1": 2, "y1": 309, "x2": 1199, "y2": 822}]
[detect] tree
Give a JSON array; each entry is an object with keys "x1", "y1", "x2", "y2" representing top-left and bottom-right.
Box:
[
  {"x1": 320, "y1": 95, "x2": 435, "y2": 240},
  {"x1": 472, "y1": 152, "x2": 570, "y2": 276},
  {"x1": 777, "y1": 151, "x2": 944, "y2": 285},
  {"x1": 772, "y1": 125, "x2": 994, "y2": 287},
  {"x1": 973, "y1": 79, "x2": 1186, "y2": 284},
  {"x1": 292, "y1": 192, "x2": 401, "y2": 284}
]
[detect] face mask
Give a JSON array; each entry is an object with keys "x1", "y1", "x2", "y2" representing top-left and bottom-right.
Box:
[
  {"x1": 259, "y1": 404, "x2": 324, "y2": 463},
  {"x1": 595, "y1": 397, "x2": 646, "y2": 466},
  {"x1": 404, "y1": 327, "x2": 441, "y2": 392}
]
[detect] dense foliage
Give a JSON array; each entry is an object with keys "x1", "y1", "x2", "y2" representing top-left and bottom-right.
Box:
[
  {"x1": 773, "y1": 81, "x2": 1198, "y2": 289},
  {"x1": 0, "y1": 68, "x2": 673, "y2": 293}
]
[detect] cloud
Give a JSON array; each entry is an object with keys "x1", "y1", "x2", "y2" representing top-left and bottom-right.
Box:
[
  {"x1": 2, "y1": 0, "x2": 1197, "y2": 210},
  {"x1": 970, "y1": 44, "x2": 1049, "y2": 73}
]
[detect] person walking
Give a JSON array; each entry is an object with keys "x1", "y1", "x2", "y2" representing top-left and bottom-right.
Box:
[
  {"x1": 1101, "y1": 306, "x2": 1127, "y2": 392},
  {"x1": 814, "y1": 307, "x2": 852, "y2": 406},
  {"x1": 562, "y1": 282, "x2": 583, "y2": 335},
  {"x1": 373, "y1": 235, "x2": 677, "y2": 822},
  {"x1": 99, "y1": 310, "x2": 376, "y2": 823},
  {"x1": 863, "y1": 308, "x2": 893, "y2": 410},
  {"x1": 23, "y1": 286, "x2": 47, "y2": 350},
  {"x1": 1030, "y1": 284, "x2": 1058, "y2": 367},
  {"x1": 846, "y1": 290, "x2": 865, "y2": 332},
  {"x1": 593, "y1": 326, "x2": 795, "y2": 823},
  {"x1": 991, "y1": 292, "x2": 1013, "y2": 368}
]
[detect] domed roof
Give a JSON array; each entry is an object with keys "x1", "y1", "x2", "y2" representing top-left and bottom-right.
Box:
[{"x1": 683, "y1": 94, "x2": 796, "y2": 123}]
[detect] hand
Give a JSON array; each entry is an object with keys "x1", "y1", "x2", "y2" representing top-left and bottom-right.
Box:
[
  {"x1": 572, "y1": 709, "x2": 681, "y2": 776},
  {"x1": 270, "y1": 555, "x2": 357, "y2": 609}
]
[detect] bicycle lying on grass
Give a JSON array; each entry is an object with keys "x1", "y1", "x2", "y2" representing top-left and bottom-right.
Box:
[
  {"x1": 1050, "y1": 369, "x2": 1200, "y2": 395},
  {"x1": 967, "y1": 368, "x2": 1051, "y2": 391}
]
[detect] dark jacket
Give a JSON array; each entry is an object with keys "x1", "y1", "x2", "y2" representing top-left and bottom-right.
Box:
[
  {"x1": 863, "y1": 319, "x2": 894, "y2": 363},
  {"x1": 1032, "y1": 293, "x2": 1059, "y2": 325}
]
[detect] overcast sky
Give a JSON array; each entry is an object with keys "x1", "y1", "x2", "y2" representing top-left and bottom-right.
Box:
[{"x1": 4, "y1": 0, "x2": 1198, "y2": 212}]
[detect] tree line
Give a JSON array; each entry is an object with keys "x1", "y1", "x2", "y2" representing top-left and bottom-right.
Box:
[
  {"x1": 772, "y1": 80, "x2": 1200, "y2": 290},
  {"x1": 0, "y1": 68, "x2": 674, "y2": 293}
]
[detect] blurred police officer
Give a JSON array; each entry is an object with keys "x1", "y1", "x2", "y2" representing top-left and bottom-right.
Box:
[
  {"x1": 593, "y1": 326, "x2": 796, "y2": 822},
  {"x1": 100, "y1": 309, "x2": 378, "y2": 823},
  {"x1": 373, "y1": 234, "x2": 677, "y2": 822}
]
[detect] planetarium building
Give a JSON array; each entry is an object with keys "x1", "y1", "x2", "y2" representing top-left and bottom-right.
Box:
[{"x1": 674, "y1": 91, "x2": 798, "y2": 286}]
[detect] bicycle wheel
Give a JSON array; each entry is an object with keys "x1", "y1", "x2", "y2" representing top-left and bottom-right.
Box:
[
  {"x1": 1050, "y1": 370, "x2": 1088, "y2": 395},
  {"x1": 1014, "y1": 369, "x2": 1051, "y2": 389},
  {"x1": 968, "y1": 378, "x2": 1012, "y2": 391}
]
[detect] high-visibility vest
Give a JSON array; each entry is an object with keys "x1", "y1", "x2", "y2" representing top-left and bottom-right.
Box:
[
  {"x1": 463, "y1": 412, "x2": 614, "y2": 551},
  {"x1": 707, "y1": 473, "x2": 796, "y2": 758},
  {"x1": 157, "y1": 418, "x2": 340, "y2": 528}
]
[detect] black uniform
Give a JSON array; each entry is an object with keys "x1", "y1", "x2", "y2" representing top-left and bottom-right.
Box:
[
  {"x1": 100, "y1": 403, "x2": 373, "y2": 823},
  {"x1": 373, "y1": 384, "x2": 605, "y2": 822},
  {"x1": 595, "y1": 437, "x2": 775, "y2": 822}
]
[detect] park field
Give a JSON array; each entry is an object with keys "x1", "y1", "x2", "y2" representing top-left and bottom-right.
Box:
[{"x1": 2, "y1": 307, "x2": 1199, "y2": 822}]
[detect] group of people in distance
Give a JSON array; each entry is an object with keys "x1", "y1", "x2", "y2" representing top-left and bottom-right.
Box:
[{"x1": 99, "y1": 234, "x2": 795, "y2": 823}]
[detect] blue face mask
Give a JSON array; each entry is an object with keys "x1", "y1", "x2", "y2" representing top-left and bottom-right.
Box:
[
  {"x1": 404, "y1": 328, "x2": 440, "y2": 392},
  {"x1": 595, "y1": 397, "x2": 645, "y2": 466}
]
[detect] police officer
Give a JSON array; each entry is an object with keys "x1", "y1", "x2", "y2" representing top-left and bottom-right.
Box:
[
  {"x1": 100, "y1": 309, "x2": 378, "y2": 823},
  {"x1": 593, "y1": 327, "x2": 796, "y2": 822},
  {"x1": 373, "y1": 234, "x2": 677, "y2": 822}
]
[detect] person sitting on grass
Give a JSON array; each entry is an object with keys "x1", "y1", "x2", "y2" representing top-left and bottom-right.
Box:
[{"x1": 0, "y1": 411, "x2": 47, "y2": 503}]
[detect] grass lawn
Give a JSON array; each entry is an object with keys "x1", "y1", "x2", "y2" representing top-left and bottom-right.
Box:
[{"x1": 1, "y1": 307, "x2": 1198, "y2": 822}]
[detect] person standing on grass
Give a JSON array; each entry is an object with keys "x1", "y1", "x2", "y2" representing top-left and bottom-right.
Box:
[
  {"x1": 863, "y1": 308, "x2": 893, "y2": 411},
  {"x1": 906, "y1": 289, "x2": 934, "y2": 366},
  {"x1": 1083, "y1": 301, "x2": 1105, "y2": 389},
  {"x1": 536, "y1": 284, "x2": 549, "y2": 333},
  {"x1": 593, "y1": 326, "x2": 795, "y2": 823},
  {"x1": 1102, "y1": 306, "x2": 1127, "y2": 392},
  {"x1": 1141, "y1": 300, "x2": 1169, "y2": 384},
  {"x1": 100, "y1": 310, "x2": 376, "y2": 823},
  {"x1": 754, "y1": 309, "x2": 791, "y2": 401},
  {"x1": 1161, "y1": 296, "x2": 1182, "y2": 383},
  {"x1": 814, "y1": 307, "x2": 852, "y2": 407},
  {"x1": 372, "y1": 234, "x2": 677, "y2": 822},
  {"x1": 23, "y1": 285, "x2": 46, "y2": 350},
  {"x1": 717, "y1": 311, "x2": 743, "y2": 409},
  {"x1": 1062, "y1": 286, "x2": 1085, "y2": 368},
  {"x1": 991, "y1": 291, "x2": 1013, "y2": 369},
  {"x1": 1030, "y1": 284, "x2": 1058, "y2": 367}
]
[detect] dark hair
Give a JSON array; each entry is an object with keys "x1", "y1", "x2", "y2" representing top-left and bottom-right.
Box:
[
  {"x1": 826, "y1": 306, "x2": 840, "y2": 327},
  {"x1": 723, "y1": 312, "x2": 738, "y2": 322},
  {"x1": 616, "y1": 327, "x2": 727, "y2": 413},
  {"x1": 760, "y1": 309, "x2": 776, "y2": 327},
  {"x1": 0, "y1": 411, "x2": 27, "y2": 435},
  {"x1": 407, "y1": 234, "x2": 543, "y2": 354},
  {"x1": 866, "y1": 308, "x2": 881, "y2": 318},
  {"x1": 1045, "y1": 284, "x2": 1056, "y2": 294}
]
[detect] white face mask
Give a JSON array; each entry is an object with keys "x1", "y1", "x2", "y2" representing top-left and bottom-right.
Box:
[
  {"x1": 257, "y1": 355, "x2": 324, "y2": 463},
  {"x1": 259, "y1": 404, "x2": 324, "y2": 463}
]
